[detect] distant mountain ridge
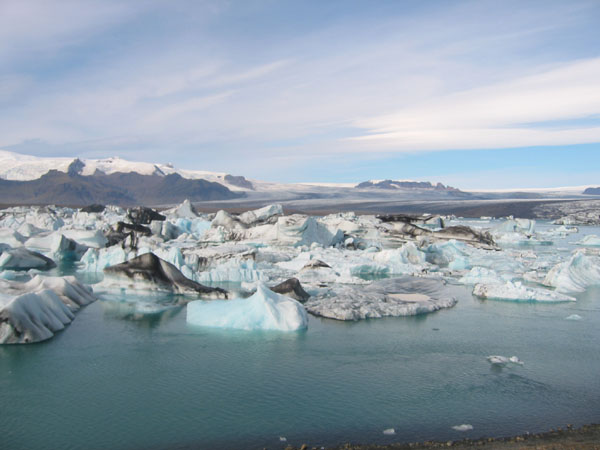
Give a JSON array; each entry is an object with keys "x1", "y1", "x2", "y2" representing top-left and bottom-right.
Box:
[
  {"x1": 0, "y1": 160, "x2": 242, "y2": 207},
  {"x1": 583, "y1": 187, "x2": 600, "y2": 195},
  {"x1": 356, "y1": 179, "x2": 462, "y2": 192}
]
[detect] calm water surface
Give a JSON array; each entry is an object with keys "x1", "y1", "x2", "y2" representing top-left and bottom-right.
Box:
[{"x1": 1, "y1": 222, "x2": 599, "y2": 449}]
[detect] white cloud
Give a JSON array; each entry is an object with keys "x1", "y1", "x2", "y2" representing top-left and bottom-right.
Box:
[{"x1": 349, "y1": 57, "x2": 600, "y2": 151}]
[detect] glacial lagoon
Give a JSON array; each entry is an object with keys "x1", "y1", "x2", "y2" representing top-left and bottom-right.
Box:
[{"x1": 1, "y1": 215, "x2": 600, "y2": 449}]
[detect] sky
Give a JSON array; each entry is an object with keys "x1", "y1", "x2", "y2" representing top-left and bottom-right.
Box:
[{"x1": 1, "y1": 0, "x2": 599, "y2": 189}]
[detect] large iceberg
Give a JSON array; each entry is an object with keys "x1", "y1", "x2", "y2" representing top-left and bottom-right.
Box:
[
  {"x1": 186, "y1": 283, "x2": 308, "y2": 331},
  {"x1": 0, "y1": 275, "x2": 97, "y2": 344}
]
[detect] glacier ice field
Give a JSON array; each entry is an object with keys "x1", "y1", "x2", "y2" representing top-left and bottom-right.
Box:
[{"x1": 0, "y1": 201, "x2": 599, "y2": 449}]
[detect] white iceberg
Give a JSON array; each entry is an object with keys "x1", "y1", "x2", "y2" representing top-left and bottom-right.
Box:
[
  {"x1": 0, "y1": 248, "x2": 56, "y2": 271},
  {"x1": 543, "y1": 251, "x2": 600, "y2": 293},
  {"x1": 452, "y1": 424, "x2": 473, "y2": 432},
  {"x1": 473, "y1": 281, "x2": 575, "y2": 302},
  {"x1": 61, "y1": 229, "x2": 108, "y2": 249},
  {"x1": 25, "y1": 232, "x2": 88, "y2": 260},
  {"x1": 458, "y1": 267, "x2": 511, "y2": 285},
  {"x1": 0, "y1": 228, "x2": 26, "y2": 248},
  {"x1": 565, "y1": 314, "x2": 583, "y2": 320},
  {"x1": 164, "y1": 199, "x2": 198, "y2": 219},
  {"x1": 195, "y1": 259, "x2": 265, "y2": 284},
  {"x1": 424, "y1": 240, "x2": 470, "y2": 270},
  {"x1": 186, "y1": 283, "x2": 308, "y2": 331},
  {"x1": 0, "y1": 275, "x2": 97, "y2": 344},
  {"x1": 577, "y1": 235, "x2": 600, "y2": 246},
  {"x1": 239, "y1": 204, "x2": 283, "y2": 225}
]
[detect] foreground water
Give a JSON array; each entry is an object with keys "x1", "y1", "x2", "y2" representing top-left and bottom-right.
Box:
[{"x1": 1, "y1": 223, "x2": 600, "y2": 449}]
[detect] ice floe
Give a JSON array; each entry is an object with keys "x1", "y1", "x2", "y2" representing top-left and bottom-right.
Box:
[{"x1": 305, "y1": 276, "x2": 458, "y2": 320}]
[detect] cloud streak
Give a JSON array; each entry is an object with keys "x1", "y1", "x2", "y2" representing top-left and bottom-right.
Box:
[{"x1": 349, "y1": 58, "x2": 600, "y2": 151}]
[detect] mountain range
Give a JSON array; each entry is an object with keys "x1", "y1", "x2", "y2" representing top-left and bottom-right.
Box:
[{"x1": 0, "y1": 150, "x2": 597, "y2": 211}]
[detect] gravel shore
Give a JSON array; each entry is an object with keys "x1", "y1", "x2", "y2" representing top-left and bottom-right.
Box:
[{"x1": 284, "y1": 424, "x2": 600, "y2": 450}]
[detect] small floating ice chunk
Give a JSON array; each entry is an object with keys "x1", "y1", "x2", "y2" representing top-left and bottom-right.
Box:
[
  {"x1": 279, "y1": 436, "x2": 287, "y2": 442},
  {"x1": 565, "y1": 314, "x2": 582, "y2": 321},
  {"x1": 487, "y1": 355, "x2": 523, "y2": 366},
  {"x1": 452, "y1": 424, "x2": 473, "y2": 432},
  {"x1": 383, "y1": 428, "x2": 396, "y2": 435},
  {"x1": 509, "y1": 356, "x2": 524, "y2": 365}
]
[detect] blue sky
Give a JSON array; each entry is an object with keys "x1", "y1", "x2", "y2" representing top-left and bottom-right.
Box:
[{"x1": 1, "y1": 0, "x2": 599, "y2": 189}]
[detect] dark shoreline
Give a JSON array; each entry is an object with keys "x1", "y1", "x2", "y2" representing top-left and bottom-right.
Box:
[{"x1": 280, "y1": 424, "x2": 600, "y2": 450}]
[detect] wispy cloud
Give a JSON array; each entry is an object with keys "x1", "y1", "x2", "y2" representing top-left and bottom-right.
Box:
[{"x1": 349, "y1": 58, "x2": 600, "y2": 151}]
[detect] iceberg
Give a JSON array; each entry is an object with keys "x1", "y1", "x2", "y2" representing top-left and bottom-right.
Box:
[
  {"x1": 424, "y1": 240, "x2": 470, "y2": 270},
  {"x1": 163, "y1": 199, "x2": 198, "y2": 219},
  {"x1": 186, "y1": 283, "x2": 308, "y2": 331},
  {"x1": 238, "y1": 204, "x2": 283, "y2": 225},
  {"x1": 0, "y1": 290, "x2": 74, "y2": 344},
  {"x1": 270, "y1": 216, "x2": 344, "y2": 248},
  {"x1": 305, "y1": 277, "x2": 458, "y2": 320},
  {"x1": 577, "y1": 235, "x2": 600, "y2": 246},
  {"x1": 61, "y1": 229, "x2": 108, "y2": 249},
  {"x1": 0, "y1": 228, "x2": 26, "y2": 247},
  {"x1": 25, "y1": 232, "x2": 88, "y2": 260},
  {"x1": 101, "y1": 253, "x2": 228, "y2": 298},
  {"x1": 493, "y1": 218, "x2": 535, "y2": 234},
  {"x1": 458, "y1": 267, "x2": 511, "y2": 285},
  {"x1": 195, "y1": 259, "x2": 265, "y2": 284},
  {"x1": 543, "y1": 251, "x2": 600, "y2": 293},
  {"x1": 0, "y1": 275, "x2": 97, "y2": 344},
  {"x1": 174, "y1": 218, "x2": 211, "y2": 239},
  {"x1": 0, "y1": 248, "x2": 56, "y2": 271},
  {"x1": 473, "y1": 281, "x2": 575, "y2": 302}
]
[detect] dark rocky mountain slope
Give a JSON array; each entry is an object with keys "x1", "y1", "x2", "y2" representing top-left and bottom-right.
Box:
[{"x1": 0, "y1": 164, "x2": 241, "y2": 206}]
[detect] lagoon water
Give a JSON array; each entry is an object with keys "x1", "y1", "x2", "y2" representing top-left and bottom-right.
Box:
[{"x1": 1, "y1": 222, "x2": 600, "y2": 449}]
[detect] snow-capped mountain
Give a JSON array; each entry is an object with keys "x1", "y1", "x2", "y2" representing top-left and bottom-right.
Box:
[{"x1": 0, "y1": 150, "x2": 252, "y2": 192}]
